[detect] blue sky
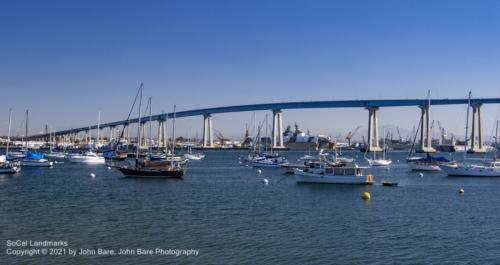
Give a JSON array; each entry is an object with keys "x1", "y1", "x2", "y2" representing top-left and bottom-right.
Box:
[{"x1": 1, "y1": 0, "x2": 500, "y2": 140}]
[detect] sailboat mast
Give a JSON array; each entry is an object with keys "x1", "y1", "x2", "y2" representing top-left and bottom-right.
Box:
[
  {"x1": 495, "y1": 120, "x2": 499, "y2": 158},
  {"x1": 25, "y1": 109, "x2": 29, "y2": 150},
  {"x1": 464, "y1": 91, "x2": 472, "y2": 159},
  {"x1": 97, "y1": 111, "x2": 100, "y2": 147},
  {"x1": 6, "y1": 109, "x2": 12, "y2": 156},
  {"x1": 148, "y1": 97, "x2": 152, "y2": 154},
  {"x1": 136, "y1": 83, "x2": 143, "y2": 160},
  {"x1": 172, "y1": 105, "x2": 176, "y2": 155}
]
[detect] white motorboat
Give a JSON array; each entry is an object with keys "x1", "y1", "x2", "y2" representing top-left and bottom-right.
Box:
[
  {"x1": 184, "y1": 153, "x2": 205, "y2": 160},
  {"x1": 68, "y1": 151, "x2": 105, "y2": 164},
  {"x1": 252, "y1": 156, "x2": 289, "y2": 168},
  {"x1": 45, "y1": 151, "x2": 67, "y2": 159},
  {"x1": 366, "y1": 158, "x2": 392, "y2": 166},
  {"x1": 294, "y1": 162, "x2": 374, "y2": 185}
]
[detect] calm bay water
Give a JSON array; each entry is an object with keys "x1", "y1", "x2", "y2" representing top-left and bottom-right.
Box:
[{"x1": 2, "y1": 150, "x2": 500, "y2": 264}]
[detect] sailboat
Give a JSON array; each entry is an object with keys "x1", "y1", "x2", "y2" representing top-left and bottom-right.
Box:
[
  {"x1": 45, "y1": 129, "x2": 66, "y2": 159},
  {"x1": 116, "y1": 84, "x2": 186, "y2": 178},
  {"x1": 184, "y1": 130, "x2": 205, "y2": 160},
  {"x1": 249, "y1": 114, "x2": 289, "y2": 168},
  {"x1": 441, "y1": 92, "x2": 500, "y2": 177},
  {"x1": 67, "y1": 112, "x2": 105, "y2": 164},
  {"x1": 20, "y1": 110, "x2": 53, "y2": 167},
  {"x1": 407, "y1": 91, "x2": 456, "y2": 171},
  {"x1": 0, "y1": 109, "x2": 21, "y2": 174},
  {"x1": 365, "y1": 128, "x2": 392, "y2": 166}
]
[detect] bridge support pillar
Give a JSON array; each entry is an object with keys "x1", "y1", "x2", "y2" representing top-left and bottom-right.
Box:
[
  {"x1": 85, "y1": 130, "x2": 90, "y2": 145},
  {"x1": 272, "y1": 109, "x2": 285, "y2": 149},
  {"x1": 468, "y1": 104, "x2": 486, "y2": 153},
  {"x1": 109, "y1": 126, "x2": 115, "y2": 144},
  {"x1": 417, "y1": 105, "x2": 436, "y2": 153},
  {"x1": 203, "y1": 114, "x2": 213, "y2": 148},
  {"x1": 366, "y1": 107, "x2": 382, "y2": 152},
  {"x1": 139, "y1": 122, "x2": 146, "y2": 148},
  {"x1": 98, "y1": 128, "x2": 103, "y2": 146}
]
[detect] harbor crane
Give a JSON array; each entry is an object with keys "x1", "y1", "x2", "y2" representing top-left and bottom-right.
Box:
[{"x1": 345, "y1": 126, "x2": 361, "y2": 146}]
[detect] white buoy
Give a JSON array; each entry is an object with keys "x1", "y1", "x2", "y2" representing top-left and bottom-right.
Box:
[
  {"x1": 238, "y1": 161, "x2": 242, "y2": 164},
  {"x1": 419, "y1": 173, "x2": 424, "y2": 177},
  {"x1": 107, "y1": 166, "x2": 111, "y2": 170},
  {"x1": 257, "y1": 169, "x2": 262, "y2": 174},
  {"x1": 245, "y1": 164, "x2": 249, "y2": 167},
  {"x1": 90, "y1": 173, "x2": 96, "y2": 178},
  {"x1": 263, "y1": 178, "x2": 269, "y2": 184}
]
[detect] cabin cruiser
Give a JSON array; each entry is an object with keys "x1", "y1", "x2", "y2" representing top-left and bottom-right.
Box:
[
  {"x1": 67, "y1": 151, "x2": 105, "y2": 164},
  {"x1": 294, "y1": 161, "x2": 373, "y2": 185},
  {"x1": 21, "y1": 152, "x2": 53, "y2": 167}
]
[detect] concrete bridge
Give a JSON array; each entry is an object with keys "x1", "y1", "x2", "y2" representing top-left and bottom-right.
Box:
[{"x1": 30, "y1": 97, "x2": 500, "y2": 153}]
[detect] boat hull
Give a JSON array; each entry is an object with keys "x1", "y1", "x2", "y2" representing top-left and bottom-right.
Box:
[
  {"x1": 409, "y1": 163, "x2": 441, "y2": 171},
  {"x1": 68, "y1": 156, "x2": 105, "y2": 164},
  {"x1": 441, "y1": 165, "x2": 500, "y2": 177},
  {"x1": 117, "y1": 167, "x2": 184, "y2": 178},
  {"x1": 0, "y1": 166, "x2": 21, "y2": 174},
  {"x1": 294, "y1": 170, "x2": 373, "y2": 185},
  {"x1": 21, "y1": 160, "x2": 53, "y2": 167}
]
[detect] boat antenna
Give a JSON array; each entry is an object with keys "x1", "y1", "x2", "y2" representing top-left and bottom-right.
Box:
[
  {"x1": 172, "y1": 105, "x2": 176, "y2": 155},
  {"x1": 6, "y1": 108, "x2": 12, "y2": 156},
  {"x1": 25, "y1": 109, "x2": 29, "y2": 151},
  {"x1": 464, "y1": 91, "x2": 472, "y2": 159}
]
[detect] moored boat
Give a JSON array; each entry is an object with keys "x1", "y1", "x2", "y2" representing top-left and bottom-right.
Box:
[
  {"x1": 68, "y1": 151, "x2": 105, "y2": 164},
  {"x1": 294, "y1": 162, "x2": 373, "y2": 184}
]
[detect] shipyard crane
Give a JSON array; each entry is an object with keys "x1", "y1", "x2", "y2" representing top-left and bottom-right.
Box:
[{"x1": 345, "y1": 126, "x2": 361, "y2": 146}]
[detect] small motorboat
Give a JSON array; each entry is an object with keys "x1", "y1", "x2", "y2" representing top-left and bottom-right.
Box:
[
  {"x1": 68, "y1": 151, "x2": 105, "y2": 164},
  {"x1": 184, "y1": 153, "x2": 205, "y2": 160},
  {"x1": 366, "y1": 158, "x2": 392, "y2": 166},
  {"x1": 381, "y1": 181, "x2": 398, "y2": 187}
]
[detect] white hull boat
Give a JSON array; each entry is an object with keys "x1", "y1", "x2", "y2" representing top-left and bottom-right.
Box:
[
  {"x1": 441, "y1": 164, "x2": 500, "y2": 177},
  {"x1": 68, "y1": 152, "x2": 105, "y2": 164},
  {"x1": 184, "y1": 153, "x2": 205, "y2": 160},
  {"x1": 294, "y1": 165, "x2": 373, "y2": 185},
  {"x1": 366, "y1": 158, "x2": 392, "y2": 166},
  {"x1": 45, "y1": 152, "x2": 67, "y2": 159},
  {"x1": 252, "y1": 157, "x2": 289, "y2": 168}
]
